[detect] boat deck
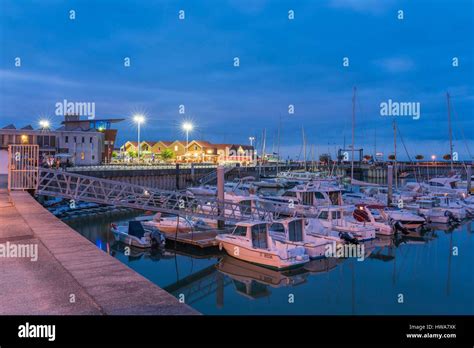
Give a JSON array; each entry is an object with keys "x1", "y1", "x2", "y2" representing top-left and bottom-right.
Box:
[{"x1": 163, "y1": 228, "x2": 232, "y2": 248}]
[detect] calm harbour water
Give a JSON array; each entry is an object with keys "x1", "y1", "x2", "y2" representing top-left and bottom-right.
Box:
[{"x1": 66, "y1": 213, "x2": 474, "y2": 315}]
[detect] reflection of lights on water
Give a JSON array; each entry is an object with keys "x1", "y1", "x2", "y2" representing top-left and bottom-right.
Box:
[{"x1": 96, "y1": 239, "x2": 103, "y2": 250}]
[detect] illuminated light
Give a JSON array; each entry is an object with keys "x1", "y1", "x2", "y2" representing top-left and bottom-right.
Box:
[
  {"x1": 182, "y1": 122, "x2": 193, "y2": 131},
  {"x1": 39, "y1": 120, "x2": 50, "y2": 129},
  {"x1": 133, "y1": 114, "x2": 145, "y2": 124},
  {"x1": 431, "y1": 155, "x2": 436, "y2": 161},
  {"x1": 20, "y1": 134, "x2": 28, "y2": 144}
]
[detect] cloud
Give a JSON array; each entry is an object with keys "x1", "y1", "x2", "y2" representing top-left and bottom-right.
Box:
[
  {"x1": 328, "y1": 0, "x2": 396, "y2": 15},
  {"x1": 373, "y1": 57, "x2": 416, "y2": 73}
]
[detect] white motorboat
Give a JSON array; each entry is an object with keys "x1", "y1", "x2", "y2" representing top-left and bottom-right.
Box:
[
  {"x1": 429, "y1": 194, "x2": 467, "y2": 220},
  {"x1": 312, "y1": 206, "x2": 376, "y2": 242},
  {"x1": 422, "y1": 177, "x2": 465, "y2": 197},
  {"x1": 142, "y1": 213, "x2": 197, "y2": 234},
  {"x1": 342, "y1": 192, "x2": 382, "y2": 206},
  {"x1": 384, "y1": 209, "x2": 426, "y2": 231},
  {"x1": 268, "y1": 217, "x2": 334, "y2": 259},
  {"x1": 405, "y1": 197, "x2": 459, "y2": 224},
  {"x1": 352, "y1": 204, "x2": 394, "y2": 235},
  {"x1": 110, "y1": 221, "x2": 165, "y2": 248},
  {"x1": 216, "y1": 221, "x2": 309, "y2": 270}
]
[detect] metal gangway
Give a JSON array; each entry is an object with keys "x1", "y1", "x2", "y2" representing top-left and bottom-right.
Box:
[
  {"x1": 7, "y1": 145, "x2": 292, "y2": 223},
  {"x1": 198, "y1": 164, "x2": 236, "y2": 185},
  {"x1": 37, "y1": 168, "x2": 278, "y2": 223}
]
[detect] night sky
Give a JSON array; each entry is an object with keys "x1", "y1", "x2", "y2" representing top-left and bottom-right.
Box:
[{"x1": 0, "y1": 0, "x2": 472, "y2": 160}]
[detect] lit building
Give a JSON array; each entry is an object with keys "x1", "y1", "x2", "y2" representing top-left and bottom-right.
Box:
[
  {"x1": 0, "y1": 122, "x2": 105, "y2": 166},
  {"x1": 120, "y1": 139, "x2": 255, "y2": 165}
]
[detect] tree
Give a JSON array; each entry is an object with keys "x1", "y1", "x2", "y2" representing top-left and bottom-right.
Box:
[
  {"x1": 111, "y1": 151, "x2": 118, "y2": 158},
  {"x1": 415, "y1": 154, "x2": 424, "y2": 161},
  {"x1": 363, "y1": 155, "x2": 373, "y2": 161},
  {"x1": 127, "y1": 150, "x2": 137, "y2": 158},
  {"x1": 319, "y1": 153, "x2": 331, "y2": 164},
  {"x1": 160, "y1": 149, "x2": 175, "y2": 161},
  {"x1": 388, "y1": 154, "x2": 396, "y2": 160},
  {"x1": 443, "y1": 154, "x2": 451, "y2": 161}
]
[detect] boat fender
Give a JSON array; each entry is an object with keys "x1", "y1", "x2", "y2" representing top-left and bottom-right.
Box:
[
  {"x1": 218, "y1": 242, "x2": 223, "y2": 251},
  {"x1": 393, "y1": 221, "x2": 409, "y2": 235}
]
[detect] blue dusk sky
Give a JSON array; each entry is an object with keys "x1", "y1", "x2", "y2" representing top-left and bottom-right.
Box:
[{"x1": 0, "y1": 0, "x2": 473, "y2": 160}]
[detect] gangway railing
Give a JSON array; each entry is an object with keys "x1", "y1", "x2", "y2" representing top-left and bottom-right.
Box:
[
  {"x1": 37, "y1": 168, "x2": 277, "y2": 223},
  {"x1": 199, "y1": 164, "x2": 236, "y2": 185}
]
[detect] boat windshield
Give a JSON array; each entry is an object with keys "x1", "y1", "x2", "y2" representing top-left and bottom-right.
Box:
[
  {"x1": 269, "y1": 222, "x2": 285, "y2": 233},
  {"x1": 233, "y1": 225, "x2": 247, "y2": 236},
  {"x1": 288, "y1": 220, "x2": 303, "y2": 242},
  {"x1": 329, "y1": 191, "x2": 340, "y2": 205},
  {"x1": 251, "y1": 224, "x2": 268, "y2": 249}
]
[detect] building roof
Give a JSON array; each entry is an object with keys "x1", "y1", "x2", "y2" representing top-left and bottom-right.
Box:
[
  {"x1": 21, "y1": 125, "x2": 34, "y2": 130},
  {"x1": 2, "y1": 124, "x2": 16, "y2": 129},
  {"x1": 61, "y1": 118, "x2": 125, "y2": 124}
]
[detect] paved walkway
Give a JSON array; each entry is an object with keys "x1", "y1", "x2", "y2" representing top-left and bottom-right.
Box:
[{"x1": 0, "y1": 190, "x2": 198, "y2": 315}]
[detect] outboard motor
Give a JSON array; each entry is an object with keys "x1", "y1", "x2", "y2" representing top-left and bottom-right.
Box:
[
  {"x1": 393, "y1": 221, "x2": 409, "y2": 235},
  {"x1": 444, "y1": 210, "x2": 459, "y2": 223},
  {"x1": 338, "y1": 231, "x2": 359, "y2": 244}
]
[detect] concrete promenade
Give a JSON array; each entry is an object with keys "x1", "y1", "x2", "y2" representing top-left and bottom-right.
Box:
[{"x1": 0, "y1": 190, "x2": 198, "y2": 315}]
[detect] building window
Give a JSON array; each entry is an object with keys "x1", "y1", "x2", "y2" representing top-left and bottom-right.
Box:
[
  {"x1": 65, "y1": 136, "x2": 69, "y2": 143},
  {"x1": 90, "y1": 137, "x2": 93, "y2": 143},
  {"x1": 20, "y1": 134, "x2": 28, "y2": 144},
  {"x1": 82, "y1": 137, "x2": 85, "y2": 143},
  {"x1": 92, "y1": 155, "x2": 95, "y2": 160},
  {"x1": 194, "y1": 145, "x2": 198, "y2": 151},
  {"x1": 74, "y1": 136, "x2": 77, "y2": 143},
  {"x1": 80, "y1": 152, "x2": 85, "y2": 160},
  {"x1": 174, "y1": 145, "x2": 178, "y2": 151}
]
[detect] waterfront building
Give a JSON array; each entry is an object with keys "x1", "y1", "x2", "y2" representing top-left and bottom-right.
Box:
[
  {"x1": 120, "y1": 139, "x2": 255, "y2": 165},
  {"x1": 0, "y1": 115, "x2": 123, "y2": 167}
]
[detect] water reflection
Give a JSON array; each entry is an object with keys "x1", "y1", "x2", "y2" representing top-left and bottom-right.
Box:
[{"x1": 65, "y1": 214, "x2": 474, "y2": 315}]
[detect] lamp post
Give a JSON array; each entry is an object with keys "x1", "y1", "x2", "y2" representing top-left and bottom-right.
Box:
[
  {"x1": 249, "y1": 136, "x2": 255, "y2": 146},
  {"x1": 39, "y1": 120, "x2": 50, "y2": 130},
  {"x1": 182, "y1": 122, "x2": 193, "y2": 162},
  {"x1": 133, "y1": 114, "x2": 145, "y2": 163},
  {"x1": 431, "y1": 155, "x2": 437, "y2": 177}
]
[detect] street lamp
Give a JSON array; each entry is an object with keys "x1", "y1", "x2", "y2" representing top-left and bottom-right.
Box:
[
  {"x1": 431, "y1": 155, "x2": 437, "y2": 177},
  {"x1": 39, "y1": 120, "x2": 50, "y2": 130},
  {"x1": 182, "y1": 122, "x2": 193, "y2": 161},
  {"x1": 249, "y1": 136, "x2": 255, "y2": 146},
  {"x1": 133, "y1": 114, "x2": 145, "y2": 162}
]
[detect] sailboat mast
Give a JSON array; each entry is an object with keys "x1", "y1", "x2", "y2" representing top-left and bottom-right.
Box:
[
  {"x1": 393, "y1": 120, "x2": 398, "y2": 189},
  {"x1": 277, "y1": 115, "x2": 281, "y2": 174},
  {"x1": 447, "y1": 92, "x2": 454, "y2": 171},
  {"x1": 302, "y1": 126, "x2": 307, "y2": 171},
  {"x1": 351, "y1": 86, "x2": 356, "y2": 181}
]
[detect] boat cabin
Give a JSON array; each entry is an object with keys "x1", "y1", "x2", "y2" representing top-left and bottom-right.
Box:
[
  {"x1": 281, "y1": 185, "x2": 343, "y2": 207},
  {"x1": 231, "y1": 221, "x2": 271, "y2": 249},
  {"x1": 269, "y1": 218, "x2": 305, "y2": 242}
]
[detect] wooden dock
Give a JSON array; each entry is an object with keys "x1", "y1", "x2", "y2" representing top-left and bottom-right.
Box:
[{"x1": 163, "y1": 228, "x2": 232, "y2": 248}]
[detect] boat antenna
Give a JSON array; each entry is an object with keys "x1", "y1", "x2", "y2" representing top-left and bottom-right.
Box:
[
  {"x1": 447, "y1": 92, "x2": 454, "y2": 171},
  {"x1": 351, "y1": 86, "x2": 356, "y2": 181}
]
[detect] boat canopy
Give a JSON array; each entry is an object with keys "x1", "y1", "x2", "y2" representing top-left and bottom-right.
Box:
[{"x1": 128, "y1": 221, "x2": 146, "y2": 239}]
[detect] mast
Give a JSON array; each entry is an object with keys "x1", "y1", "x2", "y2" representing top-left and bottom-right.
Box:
[
  {"x1": 277, "y1": 115, "x2": 281, "y2": 174},
  {"x1": 351, "y1": 86, "x2": 356, "y2": 181},
  {"x1": 393, "y1": 120, "x2": 398, "y2": 189},
  {"x1": 302, "y1": 126, "x2": 307, "y2": 171},
  {"x1": 447, "y1": 92, "x2": 454, "y2": 171}
]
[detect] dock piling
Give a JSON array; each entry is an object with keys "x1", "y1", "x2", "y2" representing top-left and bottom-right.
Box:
[{"x1": 387, "y1": 165, "x2": 393, "y2": 206}]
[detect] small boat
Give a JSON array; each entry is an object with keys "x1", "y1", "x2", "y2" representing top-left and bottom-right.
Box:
[
  {"x1": 142, "y1": 213, "x2": 196, "y2": 234},
  {"x1": 405, "y1": 197, "x2": 459, "y2": 224},
  {"x1": 268, "y1": 217, "x2": 334, "y2": 259},
  {"x1": 384, "y1": 209, "x2": 426, "y2": 231},
  {"x1": 352, "y1": 204, "x2": 394, "y2": 235},
  {"x1": 216, "y1": 221, "x2": 309, "y2": 270},
  {"x1": 422, "y1": 176, "x2": 465, "y2": 197},
  {"x1": 110, "y1": 221, "x2": 165, "y2": 248},
  {"x1": 312, "y1": 206, "x2": 376, "y2": 242}
]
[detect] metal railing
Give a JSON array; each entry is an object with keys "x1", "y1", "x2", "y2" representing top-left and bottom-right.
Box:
[
  {"x1": 199, "y1": 164, "x2": 236, "y2": 185},
  {"x1": 37, "y1": 168, "x2": 279, "y2": 223},
  {"x1": 67, "y1": 163, "x2": 218, "y2": 172}
]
